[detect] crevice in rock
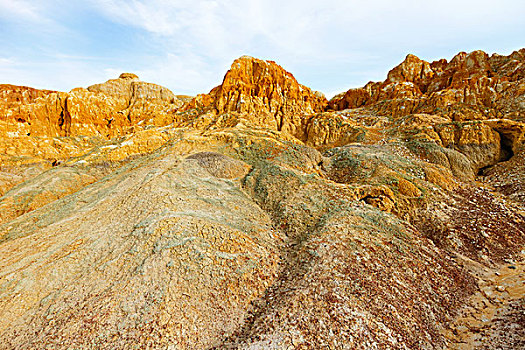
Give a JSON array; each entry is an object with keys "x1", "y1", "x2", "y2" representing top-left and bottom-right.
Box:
[
  {"x1": 58, "y1": 96, "x2": 72, "y2": 137},
  {"x1": 477, "y1": 164, "x2": 492, "y2": 176},
  {"x1": 497, "y1": 131, "x2": 514, "y2": 162},
  {"x1": 361, "y1": 195, "x2": 375, "y2": 204},
  {"x1": 478, "y1": 131, "x2": 514, "y2": 176}
]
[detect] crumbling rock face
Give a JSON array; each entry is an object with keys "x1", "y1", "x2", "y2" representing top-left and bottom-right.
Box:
[
  {"x1": 0, "y1": 149, "x2": 284, "y2": 349},
  {"x1": 182, "y1": 56, "x2": 328, "y2": 133},
  {"x1": 396, "y1": 116, "x2": 525, "y2": 180},
  {"x1": 0, "y1": 74, "x2": 185, "y2": 142},
  {"x1": 0, "y1": 84, "x2": 56, "y2": 104},
  {"x1": 185, "y1": 152, "x2": 251, "y2": 179},
  {"x1": 88, "y1": 73, "x2": 177, "y2": 109},
  {"x1": 387, "y1": 53, "x2": 435, "y2": 90},
  {"x1": 329, "y1": 49, "x2": 525, "y2": 121},
  {"x1": 221, "y1": 207, "x2": 474, "y2": 349},
  {"x1": 0, "y1": 163, "x2": 118, "y2": 225}
]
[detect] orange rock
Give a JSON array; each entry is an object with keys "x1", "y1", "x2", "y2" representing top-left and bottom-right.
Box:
[
  {"x1": 329, "y1": 49, "x2": 525, "y2": 122},
  {"x1": 182, "y1": 56, "x2": 328, "y2": 131},
  {"x1": 0, "y1": 75, "x2": 186, "y2": 144},
  {"x1": 87, "y1": 73, "x2": 177, "y2": 110},
  {"x1": 386, "y1": 53, "x2": 434, "y2": 92}
]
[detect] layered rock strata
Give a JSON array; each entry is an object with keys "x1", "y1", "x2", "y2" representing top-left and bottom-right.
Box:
[{"x1": 0, "y1": 74, "x2": 185, "y2": 141}]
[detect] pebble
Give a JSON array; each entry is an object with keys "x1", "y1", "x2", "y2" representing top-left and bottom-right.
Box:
[
  {"x1": 495, "y1": 285, "x2": 506, "y2": 292},
  {"x1": 508, "y1": 265, "x2": 517, "y2": 270}
]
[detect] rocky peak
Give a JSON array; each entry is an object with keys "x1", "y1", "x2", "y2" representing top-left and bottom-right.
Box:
[
  {"x1": 119, "y1": 73, "x2": 139, "y2": 80},
  {"x1": 329, "y1": 48, "x2": 525, "y2": 120},
  {"x1": 508, "y1": 48, "x2": 525, "y2": 62},
  {"x1": 88, "y1": 74, "x2": 175, "y2": 107},
  {"x1": 386, "y1": 54, "x2": 434, "y2": 91},
  {"x1": 440, "y1": 50, "x2": 493, "y2": 89},
  {"x1": 183, "y1": 56, "x2": 327, "y2": 130},
  {"x1": 0, "y1": 74, "x2": 183, "y2": 141},
  {"x1": 489, "y1": 49, "x2": 525, "y2": 81},
  {"x1": 449, "y1": 50, "x2": 491, "y2": 74}
]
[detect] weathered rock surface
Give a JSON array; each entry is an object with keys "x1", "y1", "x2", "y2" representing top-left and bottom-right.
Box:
[
  {"x1": 88, "y1": 73, "x2": 174, "y2": 105},
  {"x1": 326, "y1": 50, "x2": 525, "y2": 180},
  {"x1": 0, "y1": 163, "x2": 117, "y2": 225},
  {"x1": 88, "y1": 73, "x2": 182, "y2": 126},
  {"x1": 182, "y1": 56, "x2": 328, "y2": 134},
  {"x1": 329, "y1": 49, "x2": 525, "y2": 121},
  {"x1": 0, "y1": 145, "x2": 284, "y2": 349},
  {"x1": 0, "y1": 50, "x2": 524, "y2": 349},
  {"x1": 0, "y1": 74, "x2": 186, "y2": 142}
]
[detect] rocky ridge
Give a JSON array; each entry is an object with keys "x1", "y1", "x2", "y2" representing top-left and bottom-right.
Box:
[
  {"x1": 329, "y1": 49, "x2": 525, "y2": 121},
  {"x1": 0, "y1": 74, "x2": 186, "y2": 145},
  {"x1": 0, "y1": 49, "x2": 523, "y2": 349}
]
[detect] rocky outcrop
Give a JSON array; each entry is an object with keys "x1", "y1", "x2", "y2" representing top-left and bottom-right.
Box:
[
  {"x1": 326, "y1": 50, "x2": 525, "y2": 179},
  {"x1": 182, "y1": 56, "x2": 328, "y2": 133},
  {"x1": 88, "y1": 73, "x2": 175, "y2": 105},
  {"x1": 0, "y1": 147, "x2": 284, "y2": 349},
  {"x1": 0, "y1": 128, "x2": 478, "y2": 349},
  {"x1": 329, "y1": 49, "x2": 525, "y2": 121},
  {"x1": 386, "y1": 53, "x2": 435, "y2": 89},
  {"x1": 0, "y1": 74, "x2": 191, "y2": 169},
  {"x1": 0, "y1": 74, "x2": 185, "y2": 142},
  {"x1": 0, "y1": 165, "x2": 102, "y2": 225}
]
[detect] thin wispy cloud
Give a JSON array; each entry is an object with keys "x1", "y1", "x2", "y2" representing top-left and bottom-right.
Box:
[
  {"x1": 1, "y1": 0, "x2": 524, "y2": 96},
  {"x1": 0, "y1": 0, "x2": 63, "y2": 31},
  {"x1": 0, "y1": 0, "x2": 43, "y2": 22},
  {"x1": 0, "y1": 57, "x2": 15, "y2": 66}
]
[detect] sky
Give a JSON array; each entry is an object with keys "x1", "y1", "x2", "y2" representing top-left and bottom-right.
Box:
[{"x1": 0, "y1": 1, "x2": 524, "y2": 98}]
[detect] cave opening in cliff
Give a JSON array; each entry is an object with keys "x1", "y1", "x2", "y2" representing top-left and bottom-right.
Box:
[
  {"x1": 478, "y1": 132, "x2": 514, "y2": 176},
  {"x1": 497, "y1": 132, "x2": 514, "y2": 162}
]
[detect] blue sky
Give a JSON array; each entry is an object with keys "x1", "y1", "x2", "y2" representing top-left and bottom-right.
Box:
[{"x1": 1, "y1": 0, "x2": 524, "y2": 97}]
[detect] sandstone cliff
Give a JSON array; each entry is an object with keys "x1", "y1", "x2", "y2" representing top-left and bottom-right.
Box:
[
  {"x1": 329, "y1": 49, "x2": 525, "y2": 121},
  {"x1": 182, "y1": 56, "x2": 328, "y2": 134},
  {"x1": 0, "y1": 74, "x2": 185, "y2": 141},
  {"x1": 325, "y1": 50, "x2": 525, "y2": 180}
]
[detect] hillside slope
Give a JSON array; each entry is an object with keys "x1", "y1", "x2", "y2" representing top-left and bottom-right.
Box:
[{"x1": 0, "y1": 50, "x2": 524, "y2": 349}]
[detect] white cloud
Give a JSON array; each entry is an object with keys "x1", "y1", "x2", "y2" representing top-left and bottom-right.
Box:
[
  {"x1": 0, "y1": 57, "x2": 15, "y2": 66},
  {"x1": 1, "y1": 0, "x2": 524, "y2": 95},
  {"x1": 0, "y1": 0, "x2": 61, "y2": 28},
  {"x1": 88, "y1": 0, "x2": 525, "y2": 54},
  {"x1": 137, "y1": 53, "x2": 222, "y2": 95},
  {"x1": 0, "y1": 0, "x2": 42, "y2": 22}
]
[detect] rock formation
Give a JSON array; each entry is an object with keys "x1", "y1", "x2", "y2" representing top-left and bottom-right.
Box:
[
  {"x1": 326, "y1": 49, "x2": 525, "y2": 179},
  {"x1": 0, "y1": 50, "x2": 524, "y2": 349},
  {"x1": 87, "y1": 73, "x2": 180, "y2": 125},
  {"x1": 182, "y1": 56, "x2": 328, "y2": 134},
  {"x1": 0, "y1": 74, "x2": 185, "y2": 141},
  {"x1": 329, "y1": 49, "x2": 525, "y2": 121}
]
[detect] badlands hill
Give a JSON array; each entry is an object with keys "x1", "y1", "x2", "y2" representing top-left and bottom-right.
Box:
[{"x1": 0, "y1": 50, "x2": 524, "y2": 349}]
